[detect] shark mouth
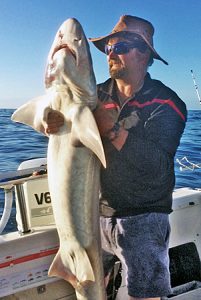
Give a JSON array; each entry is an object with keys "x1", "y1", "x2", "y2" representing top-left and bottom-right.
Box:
[
  {"x1": 51, "y1": 44, "x2": 76, "y2": 61},
  {"x1": 45, "y1": 43, "x2": 77, "y2": 87}
]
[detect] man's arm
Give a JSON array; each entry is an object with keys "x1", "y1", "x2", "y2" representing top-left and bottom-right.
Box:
[
  {"x1": 119, "y1": 98, "x2": 187, "y2": 176},
  {"x1": 93, "y1": 101, "x2": 128, "y2": 150}
]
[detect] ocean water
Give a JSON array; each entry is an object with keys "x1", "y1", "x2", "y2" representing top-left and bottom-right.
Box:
[
  {"x1": 0, "y1": 109, "x2": 48, "y2": 232},
  {"x1": 0, "y1": 109, "x2": 201, "y2": 232}
]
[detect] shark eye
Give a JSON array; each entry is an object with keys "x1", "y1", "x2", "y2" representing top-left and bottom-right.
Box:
[
  {"x1": 73, "y1": 38, "x2": 80, "y2": 43},
  {"x1": 58, "y1": 31, "x2": 64, "y2": 42}
]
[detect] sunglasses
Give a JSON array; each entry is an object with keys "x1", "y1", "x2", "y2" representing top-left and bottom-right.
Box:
[{"x1": 105, "y1": 40, "x2": 148, "y2": 55}]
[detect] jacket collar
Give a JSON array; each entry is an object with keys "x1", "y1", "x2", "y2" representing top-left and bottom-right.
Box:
[{"x1": 98, "y1": 72, "x2": 151, "y2": 99}]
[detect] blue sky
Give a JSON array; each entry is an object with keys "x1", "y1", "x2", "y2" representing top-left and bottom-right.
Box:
[{"x1": 0, "y1": 0, "x2": 201, "y2": 109}]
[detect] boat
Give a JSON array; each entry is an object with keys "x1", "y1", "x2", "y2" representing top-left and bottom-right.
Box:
[{"x1": 0, "y1": 157, "x2": 201, "y2": 299}]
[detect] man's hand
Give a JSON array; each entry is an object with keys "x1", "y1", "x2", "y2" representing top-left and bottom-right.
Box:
[
  {"x1": 93, "y1": 102, "x2": 116, "y2": 138},
  {"x1": 93, "y1": 101, "x2": 128, "y2": 150},
  {"x1": 44, "y1": 110, "x2": 64, "y2": 135}
]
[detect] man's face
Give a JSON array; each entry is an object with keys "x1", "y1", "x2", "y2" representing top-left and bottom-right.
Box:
[{"x1": 106, "y1": 36, "x2": 151, "y2": 80}]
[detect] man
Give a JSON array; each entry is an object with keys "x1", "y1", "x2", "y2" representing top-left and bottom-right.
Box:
[{"x1": 46, "y1": 15, "x2": 187, "y2": 300}]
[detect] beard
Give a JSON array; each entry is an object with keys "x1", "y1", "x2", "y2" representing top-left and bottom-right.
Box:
[{"x1": 109, "y1": 59, "x2": 127, "y2": 79}]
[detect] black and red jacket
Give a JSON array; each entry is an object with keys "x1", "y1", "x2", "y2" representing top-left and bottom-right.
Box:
[{"x1": 97, "y1": 73, "x2": 187, "y2": 216}]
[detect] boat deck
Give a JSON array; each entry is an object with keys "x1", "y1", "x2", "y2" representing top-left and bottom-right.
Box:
[{"x1": 170, "y1": 288, "x2": 201, "y2": 299}]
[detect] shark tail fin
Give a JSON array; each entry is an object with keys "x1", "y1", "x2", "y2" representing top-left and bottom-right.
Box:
[{"x1": 48, "y1": 245, "x2": 95, "y2": 289}]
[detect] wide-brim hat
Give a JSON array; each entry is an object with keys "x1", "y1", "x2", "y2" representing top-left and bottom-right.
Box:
[{"x1": 89, "y1": 15, "x2": 168, "y2": 65}]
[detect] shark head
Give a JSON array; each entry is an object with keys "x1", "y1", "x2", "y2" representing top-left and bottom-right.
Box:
[{"x1": 45, "y1": 18, "x2": 97, "y2": 109}]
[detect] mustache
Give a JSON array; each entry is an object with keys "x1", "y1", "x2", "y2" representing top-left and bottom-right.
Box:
[
  {"x1": 109, "y1": 58, "x2": 121, "y2": 67},
  {"x1": 109, "y1": 57, "x2": 121, "y2": 63}
]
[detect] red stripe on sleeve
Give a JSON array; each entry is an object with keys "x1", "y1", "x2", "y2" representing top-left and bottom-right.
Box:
[
  {"x1": 103, "y1": 103, "x2": 119, "y2": 109},
  {"x1": 128, "y1": 98, "x2": 185, "y2": 121}
]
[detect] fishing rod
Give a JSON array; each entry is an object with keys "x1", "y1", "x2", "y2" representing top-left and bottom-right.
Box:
[
  {"x1": 191, "y1": 69, "x2": 201, "y2": 104},
  {"x1": 176, "y1": 156, "x2": 201, "y2": 171}
]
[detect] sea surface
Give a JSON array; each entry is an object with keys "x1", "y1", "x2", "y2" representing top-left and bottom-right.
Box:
[{"x1": 0, "y1": 109, "x2": 201, "y2": 233}]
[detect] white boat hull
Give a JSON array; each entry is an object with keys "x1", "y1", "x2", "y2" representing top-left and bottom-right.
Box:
[
  {"x1": 0, "y1": 227, "x2": 76, "y2": 299},
  {"x1": 1, "y1": 158, "x2": 201, "y2": 299}
]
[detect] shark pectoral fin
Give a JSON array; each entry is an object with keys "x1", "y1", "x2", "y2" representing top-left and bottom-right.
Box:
[
  {"x1": 48, "y1": 246, "x2": 95, "y2": 289},
  {"x1": 71, "y1": 106, "x2": 106, "y2": 168},
  {"x1": 11, "y1": 93, "x2": 54, "y2": 133}
]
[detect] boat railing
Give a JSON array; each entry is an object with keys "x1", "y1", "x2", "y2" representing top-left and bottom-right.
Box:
[
  {"x1": 0, "y1": 157, "x2": 54, "y2": 234},
  {"x1": 0, "y1": 188, "x2": 13, "y2": 233}
]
